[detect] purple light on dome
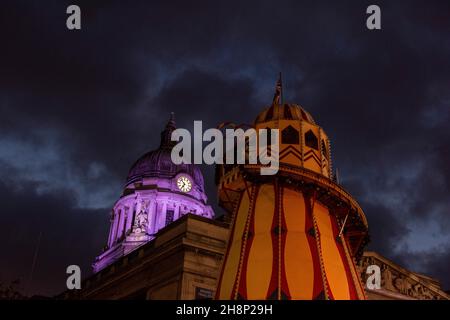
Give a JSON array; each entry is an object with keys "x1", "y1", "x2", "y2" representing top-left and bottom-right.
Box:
[{"x1": 93, "y1": 114, "x2": 214, "y2": 273}]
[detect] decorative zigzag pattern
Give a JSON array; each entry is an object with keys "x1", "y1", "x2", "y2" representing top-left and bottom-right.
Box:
[
  {"x1": 279, "y1": 145, "x2": 302, "y2": 162},
  {"x1": 303, "y1": 149, "x2": 321, "y2": 166}
]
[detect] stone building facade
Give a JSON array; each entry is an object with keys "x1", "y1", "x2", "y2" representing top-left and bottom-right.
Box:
[
  {"x1": 62, "y1": 214, "x2": 448, "y2": 300},
  {"x1": 63, "y1": 215, "x2": 227, "y2": 300},
  {"x1": 360, "y1": 252, "x2": 449, "y2": 300}
]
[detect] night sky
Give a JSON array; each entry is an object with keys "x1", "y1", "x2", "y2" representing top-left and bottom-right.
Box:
[{"x1": 0, "y1": 0, "x2": 449, "y2": 297}]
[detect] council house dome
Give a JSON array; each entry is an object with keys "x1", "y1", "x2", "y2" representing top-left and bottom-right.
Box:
[{"x1": 93, "y1": 114, "x2": 214, "y2": 273}]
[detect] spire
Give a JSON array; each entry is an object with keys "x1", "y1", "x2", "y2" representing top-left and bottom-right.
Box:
[
  {"x1": 272, "y1": 72, "x2": 283, "y2": 106},
  {"x1": 167, "y1": 111, "x2": 175, "y2": 128},
  {"x1": 160, "y1": 112, "x2": 177, "y2": 149}
]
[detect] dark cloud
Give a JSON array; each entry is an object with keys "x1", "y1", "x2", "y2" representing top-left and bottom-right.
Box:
[
  {"x1": 154, "y1": 69, "x2": 255, "y2": 128},
  {"x1": 393, "y1": 245, "x2": 450, "y2": 290},
  {"x1": 0, "y1": 0, "x2": 449, "y2": 295},
  {"x1": 0, "y1": 171, "x2": 108, "y2": 297}
]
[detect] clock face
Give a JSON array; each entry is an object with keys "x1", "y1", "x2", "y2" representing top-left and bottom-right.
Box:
[{"x1": 177, "y1": 176, "x2": 192, "y2": 193}]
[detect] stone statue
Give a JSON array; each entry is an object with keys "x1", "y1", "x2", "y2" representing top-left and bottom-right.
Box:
[
  {"x1": 133, "y1": 200, "x2": 149, "y2": 234},
  {"x1": 394, "y1": 276, "x2": 405, "y2": 294},
  {"x1": 382, "y1": 266, "x2": 396, "y2": 292},
  {"x1": 404, "y1": 278, "x2": 413, "y2": 296}
]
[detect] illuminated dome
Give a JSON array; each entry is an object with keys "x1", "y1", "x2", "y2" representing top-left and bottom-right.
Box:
[
  {"x1": 93, "y1": 114, "x2": 214, "y2": 273},
  {"x1": 126, "y1": 114, "x2": 204, "y2": 189},
  {"x1": 126, "y1": 149, "x2": 205, "y2": 190},
  {"x1": 254, "y1": 103, "x2": 316, "y2": 125},
  {"x1": 250, "y1": 86, "x2": 332, "y2": 179}
]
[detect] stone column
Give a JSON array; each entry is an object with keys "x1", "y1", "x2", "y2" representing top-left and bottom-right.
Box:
[
  {"x1": 174, "y1": 204, "x2": 180, "y2": 221},
  {"x1": 110, "y1": 209, "x2": 119, "y2": 245},
  {"x1": 117, "y1": 208, "x2": 126, "y2": 240},
  {"x1": 158, "y1": 201, "x2": 167, "y2": 231},
  {"x1": 125, "y1": 205, "x2": 133, "y2": 234},
  {"x1": 152, "y1": 201, "x2": 159, "y2": 234},
  {"x1": 107, "y1": 210, "x2": 115, "y2": 247},
  {"x1": 148, "y1": 200, "x2": 156, "y2": 234},
  {"x1": 114, "y1": 209, "x2": 123, "y2": 242}
]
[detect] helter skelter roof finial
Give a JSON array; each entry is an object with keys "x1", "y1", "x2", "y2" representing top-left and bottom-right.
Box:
[
  {"x1": 168, "y1": 111, "x2": 175, "y2": 126},
  {"x1": 272, "y1": 72, "x2": 283, "y2": 106}
]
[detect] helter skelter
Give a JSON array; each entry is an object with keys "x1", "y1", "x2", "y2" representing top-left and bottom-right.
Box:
[{"x1": 215, "y1": 75, "x2": 369, "y2": 300}]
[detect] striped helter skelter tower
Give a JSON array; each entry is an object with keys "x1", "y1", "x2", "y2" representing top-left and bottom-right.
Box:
[{"x1": 215, "y1": 76, "x2": 369, "y2": 300}]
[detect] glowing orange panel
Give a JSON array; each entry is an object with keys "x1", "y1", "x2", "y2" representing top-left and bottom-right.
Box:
[
  {"x1": 314, "y1": 203, "x2": 351, "y2": 299},
  {"x1": 218, "y1": 192, "x2": 250, "y2": 299},
  {"x1": 246, "y1": 184, "x2": 275, "y2": 299},
  {"x1": 283, "y1": 188, "x2": 315, "y2": 299}
]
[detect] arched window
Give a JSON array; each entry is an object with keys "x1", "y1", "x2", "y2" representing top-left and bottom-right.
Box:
[
  {"x1": 305, "y1": 130, "x2": 318, "y2": 150},
  {"x1": 281, "y1": 125, "x2": 299, "y2": 144}
]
